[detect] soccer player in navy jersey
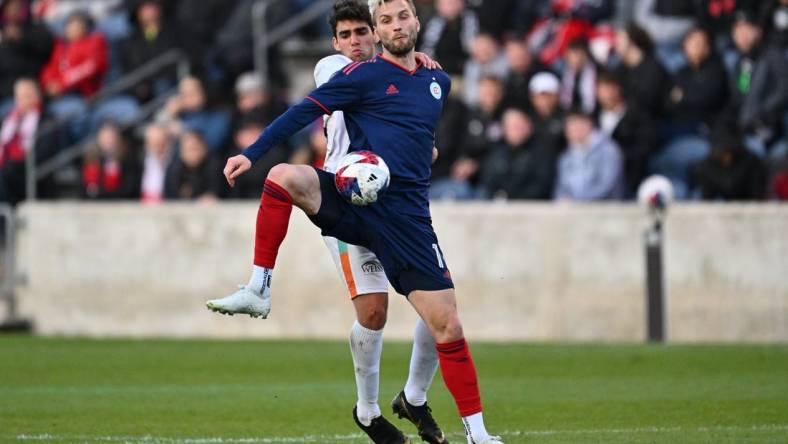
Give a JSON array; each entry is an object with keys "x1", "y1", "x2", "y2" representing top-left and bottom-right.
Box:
[{"x1": 208, "y1": 1, "x2": 503, "y2": 442}]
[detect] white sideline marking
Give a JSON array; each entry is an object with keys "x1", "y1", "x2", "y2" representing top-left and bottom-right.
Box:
[{"x1": 14, "y1": 425, "x2": 788, "y2": 443}]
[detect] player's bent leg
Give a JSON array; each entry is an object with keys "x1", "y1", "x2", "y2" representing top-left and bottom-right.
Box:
[
  {"x1": 265, "y1": 163, "x2": 322, "y2": 215},
  {"x1": 408, "y1": 289, "x2": 503, "y2": 444},
  {"x1": 207, "y1": 165, "x2": 324, "y2": 319}
]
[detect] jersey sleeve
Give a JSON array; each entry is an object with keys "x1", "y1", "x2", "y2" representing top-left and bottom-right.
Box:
[
  {"x1": 241, "y1": 69, "x2": 363, "y2": 164},
  {"x1": 314, "y1": 54, "x2": 352, "y2": 87},
  {"x1": 306, "y1": 68, "x2": 362, "y2": 115},
  {"x1": 241, "y1": 99, "x2": 325, "y2": 164}
]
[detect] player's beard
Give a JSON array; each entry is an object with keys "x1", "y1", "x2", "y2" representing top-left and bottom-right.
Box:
[{"x1": 382, "y1": 30, "x2": 417, "y2": 56}]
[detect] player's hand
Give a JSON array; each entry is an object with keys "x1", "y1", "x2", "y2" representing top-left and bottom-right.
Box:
[
  {"x1": 432, "y1": 147, "x2": 439, "y2": 164},
  {"x1": 223, "y1": 155, "x2": 252, "y2": 187},
  {"x1": 415, "y1": 52, "x2": 442, "y2": 71}
]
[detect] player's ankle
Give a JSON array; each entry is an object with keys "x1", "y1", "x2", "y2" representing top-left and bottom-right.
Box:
[
  {"x1": 355, "y1": 401, "x2": 382, "y2": 427},
  {"x1": 463, "y1": 412, "x2": 489, "y2": 444},
  {"x1": 247, "y1": 266, "x2": 272, "y2": 295}
]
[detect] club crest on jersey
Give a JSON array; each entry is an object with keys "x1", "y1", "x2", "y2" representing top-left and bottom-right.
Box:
[{"x1": 429, "y1": 81, "x2": 442, "y2": 100}]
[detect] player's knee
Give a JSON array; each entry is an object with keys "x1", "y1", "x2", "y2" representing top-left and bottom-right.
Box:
[
  {"x1": 430, "y1": 315, "x2": 464, "y2": 343},
  {"x1": 266, "y1": 163, "x2": 295, "y2": 188},
  {"x1": 358, "y1": 305, "x2": 387, "y2": 330}
]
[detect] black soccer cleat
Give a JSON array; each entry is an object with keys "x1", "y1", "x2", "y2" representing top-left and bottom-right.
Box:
[
  {"x1": 391, "y1": 391, "x2": 449, "y2": 444},
  {"x1": 353, "y1": 406, "x2": 412, "y2": 444}
]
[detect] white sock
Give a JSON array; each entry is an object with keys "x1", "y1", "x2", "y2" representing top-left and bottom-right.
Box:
[
  {"x1": 403, "y1": 318, "x2": 438, "y2": 406},
  {"x1": 349, "y1": 320, "x2": 383, "y2": 426},
  {"x1": 247, "y1": 265, "x2": 271, "y2": 294},
  {"x1": 463, "y1": 412, "x2": 490, "y2": 444}
]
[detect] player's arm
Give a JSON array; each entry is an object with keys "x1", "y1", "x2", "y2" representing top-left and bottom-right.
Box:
[{"x1": 225, "y1": 70, "x2": 360, "y2": 184}]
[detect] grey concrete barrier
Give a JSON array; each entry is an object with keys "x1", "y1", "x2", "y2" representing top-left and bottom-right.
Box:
[{"x1": 15, "y1": 202, "x2": 788, "y2": 342}]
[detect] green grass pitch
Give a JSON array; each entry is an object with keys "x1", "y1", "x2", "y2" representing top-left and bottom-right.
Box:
[{"x1": 1, "y1": 336, "x2": 786, "y2": 443}]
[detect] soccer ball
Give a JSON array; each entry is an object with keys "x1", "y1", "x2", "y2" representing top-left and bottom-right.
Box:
[
  {"x1": 637, "y1": 175, "x2": 674, "y2": 211},
  {"x1": 334, "y1": 150, "x2": 390, "y2": 206}
]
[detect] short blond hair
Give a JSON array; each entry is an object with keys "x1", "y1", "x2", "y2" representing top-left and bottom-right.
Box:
[{"x1": 368, "y1": 0, "x2": 417, "y2": 21}]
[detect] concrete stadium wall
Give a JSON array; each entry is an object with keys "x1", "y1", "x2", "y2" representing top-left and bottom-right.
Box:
[{"x1": 14, "y1": 202, "x2": 788, "y2": 342}]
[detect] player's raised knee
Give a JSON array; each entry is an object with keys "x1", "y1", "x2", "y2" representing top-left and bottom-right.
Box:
[{"x1": 266, "y1": 163, "x2": 296, "y2": 187}]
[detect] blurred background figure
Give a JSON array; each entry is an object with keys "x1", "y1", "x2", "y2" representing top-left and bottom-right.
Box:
[
  {"x1": 0, "y1": 0, "x2": 53, "y2": 116},
  {"x1": 155, "y1": 76, "x2": 230, "y2": 153},
  {"x1": 419, "y1": 0, "x2": 479, "y2": 76},
  {"x1": 559, "y1": 37, "x2": 597, "y2": 113},
  {"x1": 724, "y1": 10, "x2": 787, "y2": 159},
  {"x1": 120, "y1": 0, "x2": 177, "y2": 104},
  {"x1": 0, "y1": 78, "x2": 57, "y2": 204},
  {"x1": 139, "y1": 122, "x2": 171, "y2": 204},
  {"x1": 615, "y1": 23, "x2": 670, "y2": 121},
  {"x1": 667, "y1": 26, "x2": 728, "y2": 136},
  {"x1": 554, "y1": 108, "x2": 623, "y2": 201},
  {"x1": 81, "y1": 120, "x2": 140, "y2": 200},
  {"x1": 594, "y1": 70, "x2": 657, "y2": 197},
  {"x1": 462, "y1": 33, "x2": 507, "y2": 106},
  {"x1": 39, "y1": 11, "x2": 108, "y2": 119},
  {"x1": 501, "y1": 38, "x2": 550, "y2": 110},
  {"x1": 164, "y1": 129, "x2": 223, "y2": 202},
  {"x1": 431, "y1": 74, "x2": 503, "y2": 200},
  {"x1": 478, "y1": 107, "x2": 557, "y2": 200},
  {"x1": 528, "y1": 71, "x2": 565, "y2": 152},
  {"x1": 694, "y1": 122, "x2": 766, "y2": 201}
]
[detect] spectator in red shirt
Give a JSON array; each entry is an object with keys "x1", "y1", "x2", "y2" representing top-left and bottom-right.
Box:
[{"x1": 39, "y1": 10, "x2": 107, "y2": 100}]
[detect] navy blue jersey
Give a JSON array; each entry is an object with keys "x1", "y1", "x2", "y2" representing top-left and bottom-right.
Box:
[{"x1": 243, "y1": 54, "x2": 451, "y2": 216}]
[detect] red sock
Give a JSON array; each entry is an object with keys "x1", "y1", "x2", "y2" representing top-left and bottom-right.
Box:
[
  {"x1": 436, "y1": 338, "x2": 482, "y2": 416},
  {"x1": 253, "y1": 180, "x2": 293, "y2": 268}
]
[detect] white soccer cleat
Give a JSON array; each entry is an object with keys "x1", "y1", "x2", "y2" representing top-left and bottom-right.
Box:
[{"x1": 206, "y1": 285, "x2": 271, "y2": 319}]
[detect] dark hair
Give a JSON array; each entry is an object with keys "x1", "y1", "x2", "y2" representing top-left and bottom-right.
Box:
[
  {"x1": 66, "y1": 10, "x2": 95, "y2": 32},
  {"x1": 596, "y1": 69, "x2": 621, "y2": 87},
  {"x1": 565, "y1": 105, "x2": 592, "y2": 120},
  {"x1": 682, "y1": 26, "x2": 712, "y2": 47},
  {"x1": 328, "y1": 0, "x2": 374, "y2": 37},
  {"x1": 624, "y1": 23, "x2": 654, "y2": 55},
  {"x1": 567, "y1": 37, "x2": 589, "y2": 53}
]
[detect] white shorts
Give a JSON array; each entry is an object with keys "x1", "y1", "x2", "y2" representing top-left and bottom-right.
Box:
[{"x1": 322, "y1": 236, "x2": 389, "y2": 298}]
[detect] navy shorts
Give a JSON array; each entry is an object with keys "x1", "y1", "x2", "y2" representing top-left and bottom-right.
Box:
[{"x1": 309, "y1": 168, "x2": 454, "y2": 296}]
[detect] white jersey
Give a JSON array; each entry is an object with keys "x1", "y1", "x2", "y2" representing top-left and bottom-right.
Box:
[
  {"x1": 314, "y1": 54, "x2": 389, "y2": 297},
  {"x1": 314, "y1": 54, "x2": 354, "y2": 173}
]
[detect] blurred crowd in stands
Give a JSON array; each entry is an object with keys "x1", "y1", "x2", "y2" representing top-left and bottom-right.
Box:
[{"x1": 0, "y1": 0, "x2": 786, "y2": 206}]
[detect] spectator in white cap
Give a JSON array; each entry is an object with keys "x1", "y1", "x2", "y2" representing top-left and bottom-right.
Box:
[
  {"x1": 232, "y1": 71, "x2": 287, "y2": 134},
  {"x1": 528, "y1": 71, "x2": 564, "y2": 151}
]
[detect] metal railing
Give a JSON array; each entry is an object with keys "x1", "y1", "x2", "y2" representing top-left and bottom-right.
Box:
[
  {"x1": 25, "y1": 48, "x2": 190, "y2": 201},
  {"x1": 0, "y1": 203, "x2": 30, "y2": 331},
  {"x1": 252, "y1": 0, "x2": 334, "y2": 88}
]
